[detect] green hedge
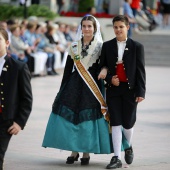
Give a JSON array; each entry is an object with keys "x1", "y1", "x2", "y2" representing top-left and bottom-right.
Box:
[
  {"x1": 78, "y1": 0, "x2": 94, "y2": 12},
  {"x1": 0, "y1": 4, "x2": 57, "y2": 20}
]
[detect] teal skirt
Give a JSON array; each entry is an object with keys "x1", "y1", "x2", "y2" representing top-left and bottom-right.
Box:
[{"x1": 42, "y1": 112, "x2": 129, "y2": 154}]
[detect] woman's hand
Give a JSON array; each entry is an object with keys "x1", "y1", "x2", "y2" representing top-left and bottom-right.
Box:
[{"x1": 98, "y1": 68, "x2": 108, "y2": 80}]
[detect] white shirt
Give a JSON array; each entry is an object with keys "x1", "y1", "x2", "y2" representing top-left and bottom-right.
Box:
[
  {"x1": 0, "y1": 54, "x2": 6, "y2": 76},
  {"x1": 117, "y1": 39, "x2": 127, "y2": 62}
]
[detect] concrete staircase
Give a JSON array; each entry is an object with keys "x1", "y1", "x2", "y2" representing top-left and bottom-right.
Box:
[{"x1": 133, "y1": 33, "x2": 170, "y2": 67}]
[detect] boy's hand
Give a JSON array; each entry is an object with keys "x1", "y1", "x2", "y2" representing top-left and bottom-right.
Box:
[
  {"x1": 135, "y1": 97, "x2": 144, "y2": 103},
  {"x1": 111, "y1": 75, "x2": 119, "y2": 86},
  {"x1": 8, "y1": 122, "x2": 21, "y2": 135}
]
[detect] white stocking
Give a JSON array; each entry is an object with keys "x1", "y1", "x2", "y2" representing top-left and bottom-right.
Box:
[
  {"x1": 123, "y1": 127, "x2": 134, "y2": 146},
  {"x1": 112, "y1": 125, "x2": 122, "y2": 159}
]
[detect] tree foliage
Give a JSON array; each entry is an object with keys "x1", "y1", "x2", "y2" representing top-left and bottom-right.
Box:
[
  {"x1": 78, "y1": 0, "x2": 95, "y2": 13},
  {"x1": 0, "y1": 4, "x2": 57, "y2": 20}
]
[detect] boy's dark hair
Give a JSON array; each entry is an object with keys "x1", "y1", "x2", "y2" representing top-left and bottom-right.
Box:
[{"x1": 112, "y1": 15, "x2": 129, "y2": 26}]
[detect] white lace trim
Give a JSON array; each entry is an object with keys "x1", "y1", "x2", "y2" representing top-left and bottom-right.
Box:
[{"x1": 69, "y1": 38, "x2": 102, "y2": 70}]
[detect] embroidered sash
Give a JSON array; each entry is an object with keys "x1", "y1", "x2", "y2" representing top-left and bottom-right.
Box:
[{"x1": 70, "y1": 42, "x2": 109, "y2": 121}]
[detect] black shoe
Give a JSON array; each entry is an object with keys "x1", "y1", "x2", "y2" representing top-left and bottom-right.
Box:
[
  {"x1": 47, "y1": 71, "x2": 55, "y2": 76},
  {"x1": 106, "y1": 156, "x2": 122, "y2": 169},
  {"x1": 80, "y1": 157, "x2": 90, "y2": 165},
  {"x1": 52, "y1": 70, "x2": 59, "y2": 75},
  {"x1": 124, "y1": 146, "x2": 134, "y2": 164},
  {"x1": 149, "y1": 23, "x2": 158, "y2": 31},
  {"x1": 66, "y1": 153, "x2": 79, "y2": 164}
]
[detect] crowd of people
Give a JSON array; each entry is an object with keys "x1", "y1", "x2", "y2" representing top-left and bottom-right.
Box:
[
  {"x1": 160, "y1": 0, "x2": 170, "y2": 27},
  {"x1": 123, "y1": 0, "x2": 160, "y2": 37},
  {"x1": 0, "y1": 18, "x2": 78, "y2": 77}
]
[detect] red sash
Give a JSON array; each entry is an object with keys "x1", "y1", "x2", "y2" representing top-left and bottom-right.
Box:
[
  {"x1": 116, "y1": 63, "x2": 128, "y2": 82},
  {"x1": 0, "y1": 106, "x2": 2, "y2": 113}
]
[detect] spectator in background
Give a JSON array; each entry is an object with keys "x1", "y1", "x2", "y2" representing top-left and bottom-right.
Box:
[
  {"x1": 45, "y1": 20, "x2": 53, "y2": 27},
  {"x1": 0, "y1": 20, "x2": 21, "y2": 61},
  {"x1": 130, "y1": 0, "x2": 140, "y2": 31},
  {"x1": 141, "y1": 0, "x2": 146, "y2": 10},
  {"x1": 35, "y1": 23, "x2": 57, "y2": 75},
  {"x1": 45, "y1": 24, "x2": 60, "y2": 48},
  {"x1": 10, "y1": 24, "x2": 28, "y2": 63},
  {"x1": 96, "y1": 0, "x2": 104, "y2": 13},
  {"x1": 64, "y1": 24, "x2": 73, "y2": 42},
  {"x1": 57, "y1": 0, "x2": 65, "y2": 14},
  {"x1": 70, "y1": 0, "x2": 79, "y2": 12},
  {"x1": 6, "y1": 19, "x2": 16, "y2": 43},
  {"x1": 136, "y1": 2, "x2": 158, "y2": 31},
  {"x1": 0, "y1": 21, "x2": 8, "y2": 38},
  {"x1": 24, "y1": 22, "x2": 48, "y2": 76},
  {"x1": 160, "y1": 0, "x2": 170, "y2": 27},
  {"x1": 131, "y1": 0, "x2": 141, "y2": 17},
  {"x1": 69, "y1": 22, "x2": 78, "y2": 41},
  {"x1": 45, "y1": 24, "x2": 63, "y2": 69},
  {"x1": 123, "y1": 0, "x2": 136, "y2": 37},
  {"x1": 103, "y1": 0, "x2": 109, "y2": 13},
  {"x1": 55, "y1": 23, "x2": 70, "y2": 61},
  {"x1": 27, "y1": 16, "x2": 38, "y2": 24},
  {"x1": 87, "y1": 6, "x2": 97, "y2": 16},
  {"x1": 20, "y1": 24, "x2": 35, "y2": 73},
  {"x1": 50, "y1": 22, "x2": 70, "y2": 67},
  {"x1": 21, "y1": 19, "x2": 28, "y2": 27}
]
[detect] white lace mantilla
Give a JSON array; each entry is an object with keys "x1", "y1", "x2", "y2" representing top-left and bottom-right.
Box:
[{"x1": 69, "y1": 38, "x2": 102, "y2": 70}]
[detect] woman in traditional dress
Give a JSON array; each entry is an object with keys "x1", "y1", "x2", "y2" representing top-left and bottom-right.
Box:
[{"x1": 42, "y1": 15, "x2": 113, "y2": 165}]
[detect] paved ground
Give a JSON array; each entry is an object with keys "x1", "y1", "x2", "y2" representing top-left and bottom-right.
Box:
[{"x1": 4, "y1": 17, "x2": 170, "y2": 170}]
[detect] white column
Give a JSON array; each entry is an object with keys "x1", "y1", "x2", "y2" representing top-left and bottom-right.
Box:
[{"x1": 50, "y1": 0, "x2": 57, "y2": 13}]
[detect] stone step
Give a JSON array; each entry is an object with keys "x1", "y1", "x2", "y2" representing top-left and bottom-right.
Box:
[{"x1": 133, "y1": 33, "x2": 170, "y2": 67}]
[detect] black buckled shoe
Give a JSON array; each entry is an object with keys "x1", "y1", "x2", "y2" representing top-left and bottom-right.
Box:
[
  {"x1": 80, "y1": 157, "x2": 90, "y2": 165},
  {"x1": 124, "y1": 146, "x2": 134, "y2": 164},
  {"x1": 106, "y1": 156, "x2": 122, "y2": 169},
  {"x1": 66, "y1": 153, "x2": 79, "y2": 164}
]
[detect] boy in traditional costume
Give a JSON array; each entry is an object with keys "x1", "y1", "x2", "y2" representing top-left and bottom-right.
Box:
[{"x1": 98, "y1": 15, "x2": 146, "y2": 169}]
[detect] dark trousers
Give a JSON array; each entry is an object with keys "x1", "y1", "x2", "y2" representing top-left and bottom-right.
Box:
[
  {"x1": 106, "y1": 83, "x2": 138, "y2": 129},
  {"x1": 25, "y1": 51, "x2": 35, "y2": 73},
  {"x1": 0, "y1": 115, "x2": 12, "y2": 170},
  {"x1": 46, "y1": 54, "x2": 55, "y2": 71}
]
